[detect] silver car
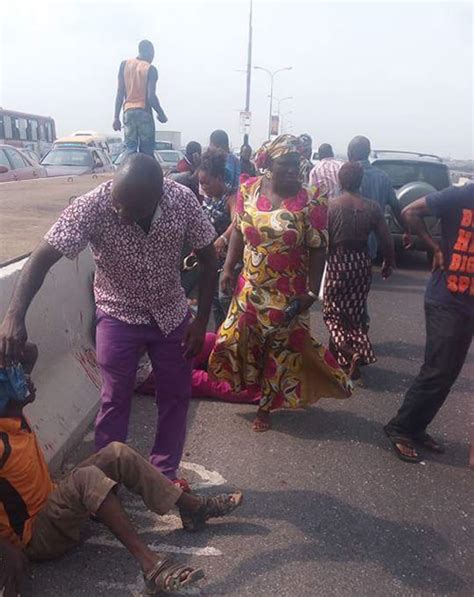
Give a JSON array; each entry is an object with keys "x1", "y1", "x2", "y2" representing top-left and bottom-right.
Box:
[{"x1": 41, "y1": 145, "x2": 115, "y2": 177}]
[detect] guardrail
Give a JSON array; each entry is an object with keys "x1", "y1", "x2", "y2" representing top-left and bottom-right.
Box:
[{"x1": 0, "y1": 251, "x2": 99, "y2": 470}]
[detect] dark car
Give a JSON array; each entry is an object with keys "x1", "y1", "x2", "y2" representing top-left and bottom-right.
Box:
[
  {"x1": 370, "y1": 150, "x2": 451, "y2": 257},
  {"x1": 0, "y1": 144, "x2": 48, "y2": 182},
  {"x1": 40, "y1": 145, "x2": 115, "y2": 177}
]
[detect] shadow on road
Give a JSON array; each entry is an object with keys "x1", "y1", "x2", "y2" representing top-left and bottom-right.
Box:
[
  {"x1": 237, "y1": 407, "x2": 469, "y2": 470},
  {"x1": 203, "y1": 489, "x2": 465, "y2": 595}
]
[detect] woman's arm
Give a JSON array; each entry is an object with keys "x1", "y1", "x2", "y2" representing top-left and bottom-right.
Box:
[
  {"x1": 373, "y1": 206, "x2": 395, "y2": 278},
  {"x1": 308, "y1": 247, "x2": 326, "y2": 296},
  {"x1": 220, "y1": 227, "x2": 245, "y2": 295}
]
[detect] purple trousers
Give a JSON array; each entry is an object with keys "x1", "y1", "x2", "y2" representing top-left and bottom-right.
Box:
[{"x1": 95, "y1": 310, "x2": 192, "y2": 480}]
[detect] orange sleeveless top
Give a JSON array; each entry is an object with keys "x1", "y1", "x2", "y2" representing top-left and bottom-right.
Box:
[{"x1": 123, "y1": 58, "x2": 151, "y2": 111}]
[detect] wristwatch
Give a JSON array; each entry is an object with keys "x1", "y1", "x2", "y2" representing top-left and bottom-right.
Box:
[{"x1": 308, "y1": 290, "x2": 317, "y2": 301}]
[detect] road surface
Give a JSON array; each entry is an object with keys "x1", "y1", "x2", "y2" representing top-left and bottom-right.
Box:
[
  {"x1": 25, "y1": 254, "x2": 473, "y2": 596},
  {"x1": 0, "y1": 175, "x2": 111, "y2": 264}
]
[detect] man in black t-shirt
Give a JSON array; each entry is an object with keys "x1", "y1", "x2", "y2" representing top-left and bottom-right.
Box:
[{"x1": 385, "y1": 184, "x2": 474, "y2": 464}]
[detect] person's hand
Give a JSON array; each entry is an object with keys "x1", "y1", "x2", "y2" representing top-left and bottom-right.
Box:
[
  {"x1": 214, "y1": 237, "x2": 227, "y2": 259},
  {"x1": 157, "y1": 109, "x2": 168, "y2": 124},
  {"x1": 112, "y1": 118, "x2": 121, "y2": 132},
  {"x1": 381, "y1": 261, "x2": 393, "y2": 280},
  {"x1": 294, "y1": 293, "x2": 316, "y2": 315},
  {"x1": 183, "y1": 318, "x2": 206, "y2": 359},
  {"x1": 432, "y1": 246, "x2": 445, "y2": 272},
  {"x1": 220, "y1": 268, "x2": 236, "y2": 296},
  {"x1": 402, "y1": 233, "x2": 413, "y2": 249},
  {"x1": 0, "y1": 316, "x2": 28, "y2": 367},
  {"x1": 0, "y1": 540, "x2": 28, "y2": 597}
]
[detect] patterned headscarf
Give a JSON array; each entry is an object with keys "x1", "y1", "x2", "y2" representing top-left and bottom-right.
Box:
[{"x1": 255, "y1": 134, "x2": 300, "y2": 171}]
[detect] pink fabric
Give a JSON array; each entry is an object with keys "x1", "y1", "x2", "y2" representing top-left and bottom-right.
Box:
[{"x1": 136, "y1": 332, "x2": 260, "y2": 404}]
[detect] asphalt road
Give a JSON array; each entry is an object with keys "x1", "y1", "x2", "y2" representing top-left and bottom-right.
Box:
[
  {"x1": 0, "y1": 175, "x2": 111, "y2": 264},
  {"x1": 25, "y1": 253, "x2": 473, "y2": 597}
]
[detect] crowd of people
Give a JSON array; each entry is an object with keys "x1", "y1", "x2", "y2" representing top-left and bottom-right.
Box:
[{"x1": 0, "y1": 38, "x2": 472, "y2": 596}]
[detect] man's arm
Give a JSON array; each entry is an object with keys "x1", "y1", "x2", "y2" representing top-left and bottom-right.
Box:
[
  {"x1": 0, "y1": 538, "x2": 28, "y2": 597},
  {"x1": 113, "y1": 62, "x2": 126, "y2": 131},
  {"x1": 183, "y1": 243, "x2": 217, "y2": 358},
  {"x1": 0, "y1": 242, "x2": 62, "y2": 366},
  {"x1": 147, "y1": 67, "x2": 167, "y2": 123},
  {"x1": 402, "y1": 197, "x2": 443, "y2": 270}
]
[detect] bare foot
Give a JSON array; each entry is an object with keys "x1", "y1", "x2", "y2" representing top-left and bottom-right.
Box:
[{"x1": 252, "y1": 411, "x2": 271, "y2": 432}]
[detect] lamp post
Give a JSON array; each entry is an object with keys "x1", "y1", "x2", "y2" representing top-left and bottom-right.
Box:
[
  {"x1": 243, "y1": 0, "x2": 253, "y2": 146},
  {"x1": 254, "y1": 65, "x2": 292, "y2": 138},
  {"x1": 271, "y1": 96, "x2": 293, "y2": 116}
]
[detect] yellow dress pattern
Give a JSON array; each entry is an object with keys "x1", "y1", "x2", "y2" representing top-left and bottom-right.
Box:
[{"x1": 209, "y1": 176, "x2": 352, "y2": 411}]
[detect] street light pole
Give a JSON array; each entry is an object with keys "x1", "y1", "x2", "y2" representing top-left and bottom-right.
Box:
[
  {"x1": 254, "y1": 65, "x2": 292, "y2": 139},
  {"x1": 243, "y1": 0, "x2": 253, "y2": 146}
]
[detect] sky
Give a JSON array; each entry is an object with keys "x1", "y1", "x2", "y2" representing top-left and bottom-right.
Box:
[{"x1": 1, "y1": 0, "x2": 473, "y2": 158}]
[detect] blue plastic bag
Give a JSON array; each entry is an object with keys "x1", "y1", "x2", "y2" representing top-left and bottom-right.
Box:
[{"x1": 0, "y1": 364, "x2": 29, "y2": 415}]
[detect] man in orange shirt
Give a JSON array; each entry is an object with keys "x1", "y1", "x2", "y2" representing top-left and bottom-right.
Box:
[
  {"x1": 113, "y1": 40, "x2": 167, "y2": 156},
  {"x1": 0, "y1": 346, "x2": 242, "y2": 596}
]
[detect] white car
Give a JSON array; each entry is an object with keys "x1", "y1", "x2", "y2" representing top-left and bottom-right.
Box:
[{"x1": 114, "y1": 150, "x2": 184, "y2": 175}]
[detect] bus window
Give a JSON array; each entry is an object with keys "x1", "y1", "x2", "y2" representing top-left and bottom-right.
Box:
[
  {"x1": 4, "y1": 116, "x2": 13, "y2": 139},
  {"x1": 28, "y1": 119, "x2": 38, "y2": 141},
  {"x1": 45, "y1": 122, "x2": 52, "y2": 142},
  {"x1": 19, "y1": 118, "x2": 28, "y2": 140},
  {"x1": 11, "y1": 118, "x2": 20, "y2": 140}
]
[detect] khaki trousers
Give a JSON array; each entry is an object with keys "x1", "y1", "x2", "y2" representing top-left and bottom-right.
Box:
[{"x1": 25, "y1": 442, "x2": 182, "y2": 561}]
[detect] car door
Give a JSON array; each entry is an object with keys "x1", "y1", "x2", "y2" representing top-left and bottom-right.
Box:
[
  {"x1": 0, "y1": 148, "x2": 15, "y2": 182},
  {"x1": 4, "y1": 147, "x2": 37, "y2": 180},
  {"x1": 99, "y1": 149, "x2": 115, "y2": 172},
  {"x1": 91, "y1": 150, "x2": 105, "y2": 173}
]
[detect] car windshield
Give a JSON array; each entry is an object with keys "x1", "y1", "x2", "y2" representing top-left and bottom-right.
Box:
[
  {"x1": 157, "y1": 151, "x2": 181, "y2": 163},
  {"x1": 373, "y1": 161, "x2": 449, "y2": 191},
  {"x1": 41, "y1": 148, "x2": 92, "y2": 167}
]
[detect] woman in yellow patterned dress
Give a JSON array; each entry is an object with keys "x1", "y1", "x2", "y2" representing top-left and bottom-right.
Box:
[{"x1": 208, "y1": 135, "x2": 352, "y2": 432}]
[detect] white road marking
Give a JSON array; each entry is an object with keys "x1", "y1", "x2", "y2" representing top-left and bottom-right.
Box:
[
  {"x1": 180, "y1": 461, "x2": 227, "y2": 489},
  {"x1": 87, "y1": 535, "x2": 222, "y2": 556}
]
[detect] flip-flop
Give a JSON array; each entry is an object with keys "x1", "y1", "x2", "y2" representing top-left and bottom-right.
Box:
[
  {"x1": 415, "y1": 433, "x2": 445, "y2": 454},
  {"x1": 384, "y1": 426, "x2": 421, "y2": 463}
]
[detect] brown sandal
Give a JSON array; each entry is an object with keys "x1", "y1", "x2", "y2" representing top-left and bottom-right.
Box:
[
  {"x1": 143, "y1": 555, "x2": 204, "y2": 594},
  {"x1": 180, "y1": 491, "x2": 243, "y2": 532}
]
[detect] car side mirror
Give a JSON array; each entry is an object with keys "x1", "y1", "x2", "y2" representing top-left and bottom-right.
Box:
[{"x1": 0, "y1": 165, "x2": 9, "y2": 174}]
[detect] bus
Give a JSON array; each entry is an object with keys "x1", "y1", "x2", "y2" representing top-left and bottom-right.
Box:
[{"x1": 0, "y1": 108, "x2": 56, "y2": 157}]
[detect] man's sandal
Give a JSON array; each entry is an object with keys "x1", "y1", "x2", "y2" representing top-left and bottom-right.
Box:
[
  {"x1": 384, "y1": 427, "x2": 421, "y2": 463},
  {"x1": 143, "y1": 555, "x2": 204, "y2": 594},
  {"x1": 179, "y1": 491, "x2": 243, "y2": 532}
]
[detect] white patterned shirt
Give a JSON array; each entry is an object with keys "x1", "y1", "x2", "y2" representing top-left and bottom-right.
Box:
[
  {"x1": 45, "y1": 179, "x2": 215, "y2": 334},
  {"x1": 310, "y1": 158, "x2": 344, "y2": 200}
]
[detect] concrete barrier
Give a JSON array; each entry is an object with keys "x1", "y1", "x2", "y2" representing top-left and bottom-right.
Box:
[{"x1": 0, "y1": 251, "x2": 99, "y2": 470}]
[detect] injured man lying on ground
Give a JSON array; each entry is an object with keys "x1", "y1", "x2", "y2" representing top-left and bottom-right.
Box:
[{"x1": 0, "y1": 344, "x2": 243, "y2": 596}]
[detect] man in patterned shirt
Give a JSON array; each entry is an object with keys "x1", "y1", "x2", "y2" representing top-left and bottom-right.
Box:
[
  {"x1": 310, "y1": 144, "x2": 344, "y2": 199},
  {"x1": 0, "y1": 154, "x2": 217, "y2": 485}
]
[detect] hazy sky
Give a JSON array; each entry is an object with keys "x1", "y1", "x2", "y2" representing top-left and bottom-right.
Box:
[{"x1": 1, "y1": 0, "x2": 473, "y2": 158}]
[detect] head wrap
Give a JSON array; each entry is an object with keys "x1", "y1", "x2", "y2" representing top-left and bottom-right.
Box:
[{"x1": 255, "y1": 134, "x2": 300, "y2": 171}]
